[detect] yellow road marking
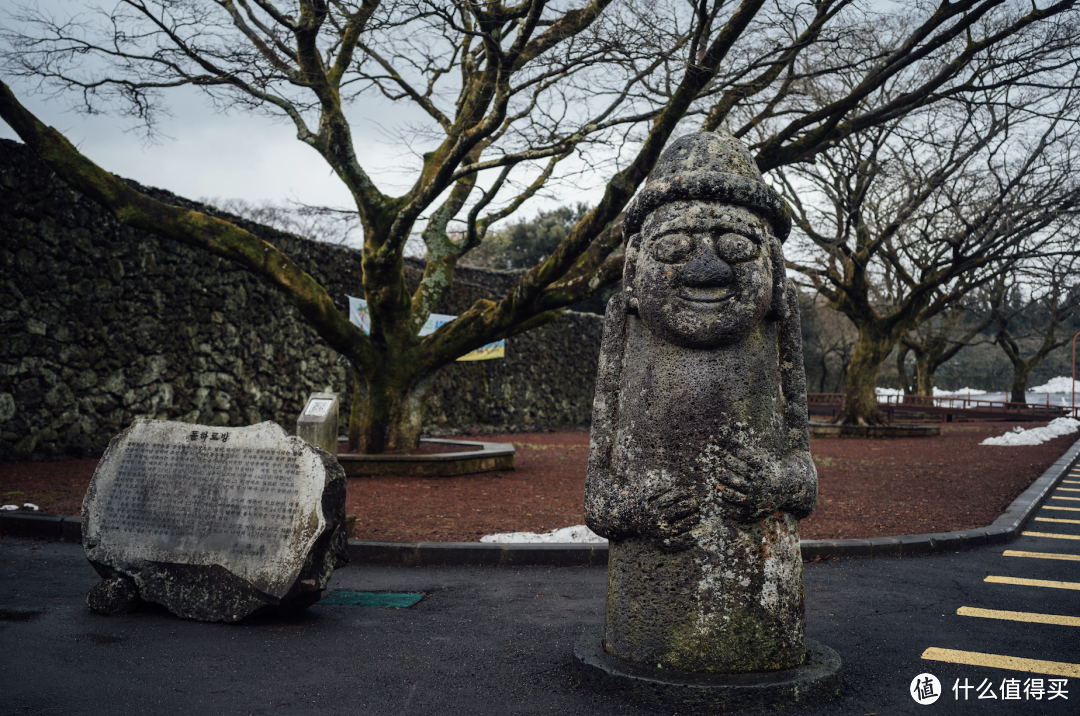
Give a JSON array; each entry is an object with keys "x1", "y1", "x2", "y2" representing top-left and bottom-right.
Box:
[
  {"x1": 1060, "y1": 487, "x2": 1080, "y2": 492},
  {"x1": 985, "y1": 575, "x2": 1080, "y2": 590},
  {"x1": 1051, "y1": 496, "x2": 1080, "y2": 501},
  {"x1": 957, "y1": 606, "x2": 1080, "y2": 627},
  {"x1": 1022, "y1": 531, "x2": 1080, "y2": 541},
  {"x1": 1035, "y1": 517, "x2": 1080, "y2": 525},
  {"x1": 1004, "y1": 550, "x2": 1080, "y2": 562},
  {"x1": 1064, "y1": 480, "x2": 1079, "y2": 484},
  {"x1": 922, "y1": 648, "x2": 1080, "y2": 678},
  {"x1": 1044, "y1": 505, "x2": 1080, "y2": 512}
]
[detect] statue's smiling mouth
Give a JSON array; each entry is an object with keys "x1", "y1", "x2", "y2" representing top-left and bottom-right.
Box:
[{"x1": 677, "y1": 287, "x2": 734, "y2": 303}]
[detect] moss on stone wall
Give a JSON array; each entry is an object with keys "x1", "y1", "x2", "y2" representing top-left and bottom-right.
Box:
[{"x1": 0, "y1": 139, "x2": 602, "y2": 458}]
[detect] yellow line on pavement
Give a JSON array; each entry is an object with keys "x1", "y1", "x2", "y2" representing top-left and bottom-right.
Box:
[
  {"x1": 1004, "y1": 550, "x2": 1080, "y2": 562},
  {"x1": 1052, "y1": 496, "x2": 1080, "y2": 501},
  {"x1": 1035, "y1": 517, "x2": 1080, "y2": 525},
  {"x1": 1022, "y1": 531, "x2": 1080, "y2": 541},
  {"x1": 922, "y1": 648, "x2": 1080, "y2": 678},
  {"x1": 1064, "y1": 480, "x2": 1080, "y2": 484},
  {"x1": 985, "y1": 575, "x2": 1080, "y2": 590},
  {"x1": 957, "y1": 606, "x2": 1080, "y2": 627},
  {"x1": 1044, "y1": 505, "x2": 1080, "y2": 512}
]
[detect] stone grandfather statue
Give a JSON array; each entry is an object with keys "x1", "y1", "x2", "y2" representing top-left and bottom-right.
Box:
[{"x1": 584, "y1": 131, "x2": 818, "y2": 675}]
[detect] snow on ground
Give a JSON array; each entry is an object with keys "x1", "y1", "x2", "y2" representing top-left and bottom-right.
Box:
[
  {"x1": 480, "y1": 525, "x2": 608, "y2": 544},
  {"x1": 1030, "y1": 377, "x2": 1080, "y2": 393},
  {"x1": 877, "y1": 386, "x2": 988, "y2": 396},
  {"x1": 933, "y1": 387, "x2": 987, "y2": 396},
  {"x1": 980, "y1": 418, "x2": 1080, "y2": 446}
]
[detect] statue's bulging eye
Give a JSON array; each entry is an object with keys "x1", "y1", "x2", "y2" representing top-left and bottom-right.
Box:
[
  {"x1": 652, "y1": 234, "x2": 693, "y2": 263},
  {"x1": 714, "y1": 233, "x2": 759, "y2": 263}
]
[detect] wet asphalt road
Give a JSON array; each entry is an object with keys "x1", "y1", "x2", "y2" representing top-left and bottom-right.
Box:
[{"x1": 2, "y1": 487, "x2": 1078, "y2": 716}]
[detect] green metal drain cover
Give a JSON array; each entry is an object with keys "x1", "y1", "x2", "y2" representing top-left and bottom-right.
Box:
[{"x1": 318, "y1": 590, "x2": 425, "y2": 608}]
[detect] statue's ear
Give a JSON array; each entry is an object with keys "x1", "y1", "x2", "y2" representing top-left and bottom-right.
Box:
[
  {"x1": 622, "y1": 232, "x2": 642, "y2": 314},
  {"x1": 766, "y1": 237, "x2": 788, "y2": 322}
]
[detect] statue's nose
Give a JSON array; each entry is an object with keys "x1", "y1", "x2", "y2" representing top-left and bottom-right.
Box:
[{"x1": 680, "y1": 240, "x2": 732, "y2": 286}]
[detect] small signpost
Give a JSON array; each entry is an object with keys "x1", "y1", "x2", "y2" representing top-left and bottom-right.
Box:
[{"x1": 297, "y1": 392, "x2": 339, "y2": 455}]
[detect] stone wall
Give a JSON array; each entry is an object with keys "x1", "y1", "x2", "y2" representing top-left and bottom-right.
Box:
[{"x1": 0, "y1": 139, "x2": 602, "y2": 458}]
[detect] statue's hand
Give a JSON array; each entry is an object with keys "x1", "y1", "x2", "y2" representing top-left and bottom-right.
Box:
[
  {"x1": 778, "y1": 451, "x2": 818, "y2": 519},
  {"x1": 716, "y1": 448, "x2": 784, "y2": 521},
  {"x1": 716, "y1": 448, "x2": 818, "y2": 521},
  {"x1": 644, "y1": 486, "x2": 699, "y2": 552},
  {"x1": 585, "y1": 467, "x2": 700, "y2": 549}
]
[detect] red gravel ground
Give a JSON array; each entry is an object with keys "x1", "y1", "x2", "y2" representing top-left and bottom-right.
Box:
[{"x1": 1, "y1": 422, "x2": 1075, "y2": 543}]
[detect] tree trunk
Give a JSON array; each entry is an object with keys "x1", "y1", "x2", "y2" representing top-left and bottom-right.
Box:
[
  {"x1": 346, "y1": 363, "x2": 437, "y2": 453},
  {"x1": 1009, "y1": 361, "x2": 1032, "y2": 404},
  {"x1": 896, "y1": 345, "x2": 912, "y2": 395},
  {"x1": 835, "y1": 330, "x2": 893, "y2": 425},
  {"x1": 914, "y1": 352, "x2": 934, "y2": 397}
]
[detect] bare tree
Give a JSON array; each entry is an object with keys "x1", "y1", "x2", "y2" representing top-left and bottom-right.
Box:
[
  {"x1": 991, "y1": 259, "x2": 1080, "y2": 402},
  {"x1": 800, "y1": 291, "x2": 857, "y2": 393},
  {"x1": 203, "y1": 197, "x2": 360, "y2": 248},
  {"x1": 779, "y1": 67, "x2": 1080, "y2": 424},
  {"x1": 2, "y1": 0, "x2": 1079, "y2": 449},
  {"x1": 899, "y1": 298, "x2": 993, "y2": 396}
]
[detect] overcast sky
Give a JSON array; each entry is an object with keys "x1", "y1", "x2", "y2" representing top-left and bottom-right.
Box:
[
  {"x1": 0, "y1": 0, "x2": 623, "y2": 242},
  {"x1": 1, "y1": 82, "x2": 446, "y2": 211},
  {"x1": 1, "y1": 76, "x2": 590, "y2": 238}
]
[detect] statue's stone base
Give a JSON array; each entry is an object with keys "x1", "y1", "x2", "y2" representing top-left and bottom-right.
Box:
[{"x1": 572, "y1": 633, "x2": 842, "y2": 712}]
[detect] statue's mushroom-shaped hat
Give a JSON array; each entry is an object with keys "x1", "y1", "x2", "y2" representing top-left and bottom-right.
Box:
[{"x1": 624, "y1": 132, "x2": 792, "y2": 243}]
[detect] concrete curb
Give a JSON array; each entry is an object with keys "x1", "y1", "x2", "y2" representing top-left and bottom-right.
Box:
[
  {"x1": 5, "y1": 435, "x2": 1079, "y2": 566},
  {"x1": 802, "y1": 432, "x2": 1080, "y2": 560}
]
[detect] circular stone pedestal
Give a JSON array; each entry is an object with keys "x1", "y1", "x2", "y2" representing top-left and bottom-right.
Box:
[{"x1": 572, "y1": 634, "x2": 841, "y2": 712}]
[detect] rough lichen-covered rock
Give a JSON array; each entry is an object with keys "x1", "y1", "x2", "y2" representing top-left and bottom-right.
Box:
[
  {"x1": 584, "y1": 131, "x2": 817, "y2": 673},
  {"x1": 82, "y1": 420, "x2": 348, "y2": 622}
]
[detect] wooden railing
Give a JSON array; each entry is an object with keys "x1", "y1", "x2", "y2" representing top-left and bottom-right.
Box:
[{"x1": 806, "y1": 393, "x2": 1073, "y2": 422}]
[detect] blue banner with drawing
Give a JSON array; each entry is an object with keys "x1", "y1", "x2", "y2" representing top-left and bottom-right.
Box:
[{"x1": 347, "y1": 296, "x2": 505, "y2": 361}]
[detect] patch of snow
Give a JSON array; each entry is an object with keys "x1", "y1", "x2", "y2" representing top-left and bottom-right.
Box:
[
  {"x1": 980, "y1": 417, "x2": 1080, "y2": 446},
  {"x1": 0, "y1": 505, "x2": 17, "y2": 511},
  {"x1": 933, "y1": 387, "x2": 987, "y2": 396},
  {"x1": 1030, "y1": 377, "x2": 1080, "y2": 394},
  {"x1": 480, "y1": 525, "x2": 607, "y2": 544},
  {"x1": 875, "y1": 387, "x2": 904, "y2": 396},
  {"x1": 23, "y1": 503, "x2": 39, "y2": 511}
]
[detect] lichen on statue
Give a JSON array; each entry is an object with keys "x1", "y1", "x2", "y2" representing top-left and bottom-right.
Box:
[{"x1": 584, "y1": 131, "x2": 817, "y2": 674}]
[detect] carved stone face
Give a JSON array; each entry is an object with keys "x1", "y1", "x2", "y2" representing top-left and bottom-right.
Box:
[{"x1": 634, "y1": 202, "x2": 773, "y2": 348}]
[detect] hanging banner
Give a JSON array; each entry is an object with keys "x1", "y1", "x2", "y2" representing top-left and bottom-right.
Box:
[{"x1": 347, "y1": 296, "x2": 505, "y2": 361}]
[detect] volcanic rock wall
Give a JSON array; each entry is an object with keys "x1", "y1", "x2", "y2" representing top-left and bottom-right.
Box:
[{"x1": 0, "y1": 139, "x2": 602, "y2": 457}]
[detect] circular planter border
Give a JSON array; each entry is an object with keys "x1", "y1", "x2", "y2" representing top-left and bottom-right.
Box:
[{"x1": 337, "y1": 438, "x2": 515, "y2": 477}]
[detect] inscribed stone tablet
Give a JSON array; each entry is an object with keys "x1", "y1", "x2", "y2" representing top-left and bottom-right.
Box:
[{"x1": 83, "y1": 420, "x2": 347, "y2": 621}]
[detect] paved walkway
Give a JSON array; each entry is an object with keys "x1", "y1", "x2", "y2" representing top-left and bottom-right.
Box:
[{"x1": 2, "y1": 475, "x2": 1079, "y2": 714}]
